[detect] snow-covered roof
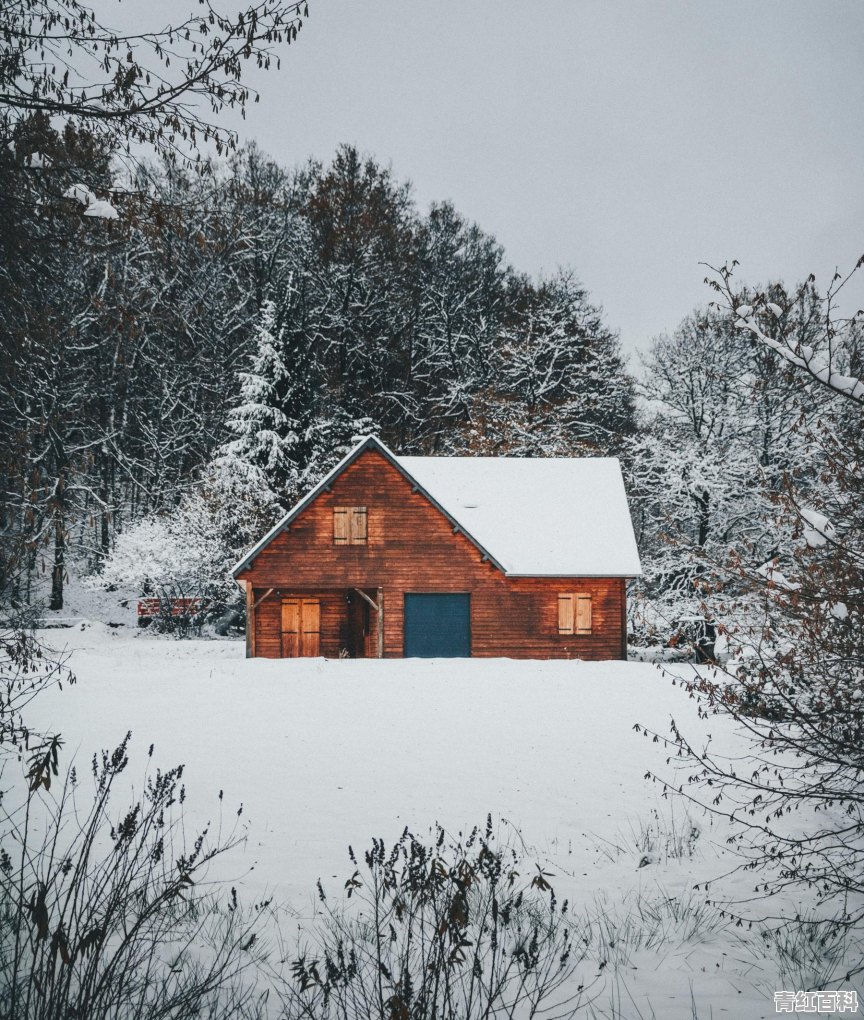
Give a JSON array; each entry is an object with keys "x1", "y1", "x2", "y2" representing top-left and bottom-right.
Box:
[
  {"x1": 232, "y1": 436, "x2": 641, "y2": 577},
  {"x1": 396, "y1": 452, "x2": 641, "y2": 576}
]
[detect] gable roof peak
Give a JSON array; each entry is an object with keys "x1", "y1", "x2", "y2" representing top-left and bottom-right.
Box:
[{"x1": 230, "y1": 434, "x2": 505, "y2": 577}]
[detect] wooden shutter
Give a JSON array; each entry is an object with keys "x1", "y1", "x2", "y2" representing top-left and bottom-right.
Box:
[
  {"x1": 575, "y1": 594, "x2": 592, "y2": 634},
  {"x1": 559, "y1": 593, "x2": 592, "y2": 635},
  {"x1": 301, "y1": 599, "x2": 320, "y2": 656},
  {"x1": 349, "y1": 506, "x2": 367, "y2": 544},
  {"x1": 335, "y1": 507, "x2": 367, "y2": 544},
  {"x1": 558, "y1": 594, "x2": 574, "y2": 634},
  {"x1": 281, "y1": 598, "x2": 300, "y2": 657},
  {"x1": 333, "y1": 507, "x2": 349, "y2": 544}
]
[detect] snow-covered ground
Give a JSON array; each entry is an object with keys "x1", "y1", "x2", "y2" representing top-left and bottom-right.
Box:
[{"x1": 22, "y1": 623, "x2": 864, "y2": 1017}]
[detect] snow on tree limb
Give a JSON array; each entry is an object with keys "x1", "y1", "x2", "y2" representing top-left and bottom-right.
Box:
[
  {"x1": 735, "y1": 313, "x2": 864, "y2": 403},
  {"x1": 799, "y1": 507, "x2": 836, "y2": 549},
  {"x1": 82, "y1": 198, "x2": 120, "y2": 220}
]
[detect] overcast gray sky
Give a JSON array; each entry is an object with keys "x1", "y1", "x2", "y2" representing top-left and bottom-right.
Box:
[{"x1": 200, "y1": 2, "x2": 864, "y2": 356}]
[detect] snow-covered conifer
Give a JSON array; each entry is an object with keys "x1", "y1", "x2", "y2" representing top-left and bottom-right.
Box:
[{"x1": 214, "y1": 300, "x2": 300, "y2": 503}]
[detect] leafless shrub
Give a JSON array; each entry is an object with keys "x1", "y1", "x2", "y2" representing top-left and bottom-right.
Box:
[
  {"x1": 271, "y1": 818, "x2": 599, "y2": 1020},
  {"x1": 0, "y1": 630, "x2": 268, "y2": 1019}
]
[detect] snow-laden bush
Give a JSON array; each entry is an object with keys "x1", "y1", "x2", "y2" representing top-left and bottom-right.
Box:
[
  {"x1": 97, "y1": 515, "x2": 222, "y2": 596},
  {"x1": 92, "y1": 465, "x2": 282, "y2": 632}
]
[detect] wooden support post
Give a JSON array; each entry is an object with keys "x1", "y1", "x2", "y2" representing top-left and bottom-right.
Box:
[
  {"x1": 620, "y1": 578, "x2": 628, "y2": 661},
  {"x1": 245, "y1": 581, "x2": 255, "y2": 658}
]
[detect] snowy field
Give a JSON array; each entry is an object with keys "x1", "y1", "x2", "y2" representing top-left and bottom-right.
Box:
[{"x1": 22, "y1": 623, "x2": 864, "y2": 1017}]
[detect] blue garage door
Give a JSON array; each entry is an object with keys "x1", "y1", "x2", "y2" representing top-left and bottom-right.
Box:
[{"x1": 404, "y1": 593, "x2": 471, "y2": 658}]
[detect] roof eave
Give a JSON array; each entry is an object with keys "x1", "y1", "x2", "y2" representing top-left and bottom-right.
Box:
[{"x1": 503, "y1": 572, "x2": 642, "y2": 579}]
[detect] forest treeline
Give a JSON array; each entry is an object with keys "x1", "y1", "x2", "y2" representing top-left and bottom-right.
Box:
[
  {"x1": 1, "y1": 115, "x2": 860, "y2": 634},
  {"x1": 0, "y1": 116, "x2": 634, "y2": 611}
]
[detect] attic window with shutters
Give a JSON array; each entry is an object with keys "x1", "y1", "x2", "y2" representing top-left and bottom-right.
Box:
[
  {"x1": 334, "y1": 506, "x2": 367, "y2": 545},
  {"x1": 558, "y1": 593, "x2": 592, "y2": 635}
]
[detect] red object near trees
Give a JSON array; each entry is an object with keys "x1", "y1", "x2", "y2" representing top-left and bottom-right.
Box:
[{"x1": 137, "y1": 597, "x2": 209, "y2": 619}]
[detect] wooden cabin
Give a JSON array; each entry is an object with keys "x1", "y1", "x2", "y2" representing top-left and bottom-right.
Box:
[{"x1": 233, "y1": 435, "x2": 641, "y2": 660}]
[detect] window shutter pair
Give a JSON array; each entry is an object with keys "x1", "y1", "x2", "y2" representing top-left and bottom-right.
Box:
[
  {"x1": 334, "y1": 507, "x2": 367, "y2": 545},
  {"x1": 558, "y1": 593, "x2": 592, "y2": 634}
]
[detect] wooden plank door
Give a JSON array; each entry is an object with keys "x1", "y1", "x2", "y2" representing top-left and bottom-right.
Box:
[
  {"x1": 281, "y1": 598, "x2": 300, "y2": 657},
  {"x1": 301, "y1": 598, "x2": 320, "y2": 656},
  {"x1": 281, "y1": 597, "x2": 320, "y2": 657}
]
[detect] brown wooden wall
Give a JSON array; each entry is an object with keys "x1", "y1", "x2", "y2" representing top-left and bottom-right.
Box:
[{"x1": 237, "y1": 449, "x2": 628, "y2": 660}]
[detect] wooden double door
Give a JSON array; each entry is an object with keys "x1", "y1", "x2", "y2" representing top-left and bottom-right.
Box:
[{"x1": 281, "y1": 597, "x2": 320, "y2": 657}]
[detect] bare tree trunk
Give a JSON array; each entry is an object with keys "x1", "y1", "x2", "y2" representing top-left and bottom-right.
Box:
[
  {"x1": 50, "y1": 473, "x2": 65, "y2": 611},
  {"x1": 50, "y1": 514, "x2": 64, "y2": 611},
  {"x1": 696, "y1": 490, "x2": 710, "y2": 548},
  {"x1": 99, "y1": 453, "x2": 111, "y2": 564}
]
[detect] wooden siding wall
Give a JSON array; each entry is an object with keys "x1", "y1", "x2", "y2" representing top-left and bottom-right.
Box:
[{"x1": 237, "y1": 450, "x2": 627, "y2": 660}]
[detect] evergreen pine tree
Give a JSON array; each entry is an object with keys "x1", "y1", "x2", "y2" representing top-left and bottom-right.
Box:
[{"x1": 214, "y1": 300, "x2": 300, "y2": 501}]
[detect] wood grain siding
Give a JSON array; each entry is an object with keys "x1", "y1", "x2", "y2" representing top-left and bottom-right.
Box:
[{"x1": 237, "y1": 449, "x2": 628, "y2": 660}]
